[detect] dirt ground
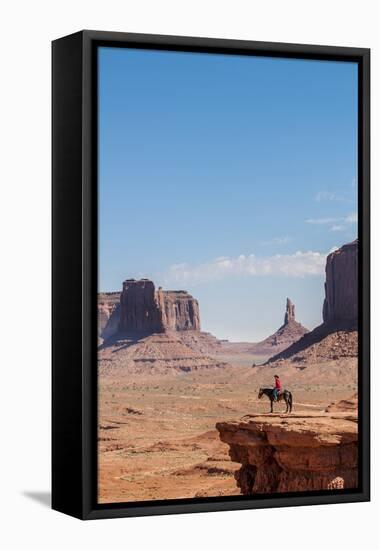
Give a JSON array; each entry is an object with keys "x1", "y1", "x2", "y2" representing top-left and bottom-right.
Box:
[{"x1": 98, "y1": 356, "x2": 357, "y2": 503}]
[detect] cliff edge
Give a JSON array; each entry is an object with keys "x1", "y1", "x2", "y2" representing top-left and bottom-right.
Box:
[{"x1": 216, "y1": 412, "x2": 358, "y2": 494}]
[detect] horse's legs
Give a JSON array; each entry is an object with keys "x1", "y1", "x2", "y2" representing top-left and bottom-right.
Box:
[{"x1": 270, "y1": 399, "x2": 273, "y2": 413}]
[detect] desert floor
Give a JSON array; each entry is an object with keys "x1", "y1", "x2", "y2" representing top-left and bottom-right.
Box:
[{"x1": 98, "y1": 354, "x2": 357, "y2": 503}]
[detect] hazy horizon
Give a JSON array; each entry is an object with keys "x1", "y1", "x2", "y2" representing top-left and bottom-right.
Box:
[{"x1": 98, "y1": 47, "x2": 358, "y2": 341}]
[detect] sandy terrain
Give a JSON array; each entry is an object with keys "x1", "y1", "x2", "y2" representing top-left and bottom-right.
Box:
[{"x1": 98, "y1": 354, "x2": 357, "y2": 503}]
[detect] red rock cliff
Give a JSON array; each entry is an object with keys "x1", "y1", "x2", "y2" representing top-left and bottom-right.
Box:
[
  {"x1": 216, "y1": 412, "x2": 358, "y2": 494},
  {"x1": 323, "y1": 240, "x2": 358, "y2": 326},
  {"x1": 119, "y1": 279, "x2": 163, "y2": 332}
]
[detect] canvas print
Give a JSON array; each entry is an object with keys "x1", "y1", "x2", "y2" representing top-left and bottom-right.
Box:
[{"x1": 97, "y1": 48, "x2": 358, "y2": 504}]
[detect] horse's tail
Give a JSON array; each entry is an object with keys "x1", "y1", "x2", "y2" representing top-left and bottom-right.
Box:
[{"x1": 288, "y1": 391, "x2": 293, "y2": 413}]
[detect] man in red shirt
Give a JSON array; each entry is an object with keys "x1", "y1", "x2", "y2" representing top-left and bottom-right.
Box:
[{"x1": 273, "y1": 375, "x2": 282, "y2": 401}]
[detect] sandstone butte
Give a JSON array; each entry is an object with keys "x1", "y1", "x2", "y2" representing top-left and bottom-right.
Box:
[
  {"x1": 119, "y1": 278, "x2": 200, "y2": 333},
  {"x1": 216, "y1": 409, "x2": 358, "y2": 494},
  {"x1": 323, "y1": 240, "x2": 358, "y2": 325},
  {"x1": 98, "y1": 280, "x2": 226, "y2": 373},
  {"x1": 98, "y1": 279, "x2": 200, "y2": 341}
]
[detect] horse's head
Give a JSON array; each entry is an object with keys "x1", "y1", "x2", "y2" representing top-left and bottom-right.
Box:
[{"x1": 258, "y1": 388, "x2": 264, "y2": 399}]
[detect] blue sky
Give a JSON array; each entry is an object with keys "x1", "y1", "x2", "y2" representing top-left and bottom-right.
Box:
[{"x1": 98, "y1": 47, "x2": 358, "y2": 341}]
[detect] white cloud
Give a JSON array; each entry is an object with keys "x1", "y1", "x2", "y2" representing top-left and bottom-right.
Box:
[
  {"x1": 306, "y1": 212, "x2": 358, "y2": 227},
  {"x1": 306, "y1": 217, "x2": 340, "y2": 225},
  {"x1": 330, "y1": 224, "x2": 345, "y2": 232},
  {"x1": 163, "y1": 250, "x2": 327, "y2": 285},
  {"x1": 315, "y1": 186, "x2": 355, "y2": 204}
]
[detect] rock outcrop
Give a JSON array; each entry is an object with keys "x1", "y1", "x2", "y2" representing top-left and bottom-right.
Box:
[
  {"x1": 284, "y1": 298, "x2": 295, "y2": 324},
  {"x1": 323, "y1": 240, "x2": 358, "y2": 327},
  {"x1": 118, "y1": 279, "x2": 200, "y2": 333},
  {"x1": 252, "y1": 298, "x2": 308, "y2": 354},
  {"x1": 216, "y1": 412, "x2": 358, "y2": 494},
  {"x1": 326, "y1": 393, "x2": 358, "y2": 412}
]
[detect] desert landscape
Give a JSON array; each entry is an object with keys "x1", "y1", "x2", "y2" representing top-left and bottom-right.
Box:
[{"x1": 97, "y1": 240, "x2": 358, "y2": 503}]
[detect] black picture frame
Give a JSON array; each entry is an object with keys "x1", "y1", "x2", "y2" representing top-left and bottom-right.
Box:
[{"x1": 52, "y1": 30, "x2": 370, "y2": 520}]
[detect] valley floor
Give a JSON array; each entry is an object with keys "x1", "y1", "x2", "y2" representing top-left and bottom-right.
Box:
[{"x1": 98, "y1": 357, "x2": 357, "y2": 503}]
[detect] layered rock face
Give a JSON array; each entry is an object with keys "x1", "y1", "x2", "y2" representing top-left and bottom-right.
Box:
[
  {"x1": 160, "y1": 290, "x2": 201, "y2": 331},
  {"x1": 323, "y1": 240, "x2": 358, "y2": 327},
  {"x1": 216, "y1": 413, "x2": 358, "y2": 494},
  {"x1": 118, "y1": 279, "x2": 200, "y2": 333}
]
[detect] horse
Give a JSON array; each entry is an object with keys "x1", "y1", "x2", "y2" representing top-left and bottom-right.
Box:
[{"x1": 258, "y1": 387, "x2": 293, "y2": 413}]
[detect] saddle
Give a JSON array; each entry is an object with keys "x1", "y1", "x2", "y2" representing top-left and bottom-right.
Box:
[{"x1": 274, "y1": 389, "x2": 283, "y2": 401}]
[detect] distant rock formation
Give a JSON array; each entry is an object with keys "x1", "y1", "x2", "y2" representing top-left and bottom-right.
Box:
[
  {"x1": 216, "y1": 412, "x2": 358, "y2": 494},
  {"x1": 98, "y1": 282, "x2": 228, "y2": 373},
  {"x1": 118, "y1": 279, "x2": 200, "y2": 333},
  {"x1": 98, "y1": 292, "x2": 121, "y2": 341},
  {"x1": 252, "y1": 298, "x2": 309, "y2": 354},
  {"x1": 284, "y1": 298, "x2": 295, "y2": 324},
  {"x1": 323, "y1": 240, "x2": 358, "y2": 326},
  {"x1": 98, "y1": 279, "x2": 201, "y2": 341},
  {"x1": 268, "y1": 240, "x2": 358, "y2": 364},
  {"x1": 119, "y1": 279, "x2": 163, "y2": 333}
]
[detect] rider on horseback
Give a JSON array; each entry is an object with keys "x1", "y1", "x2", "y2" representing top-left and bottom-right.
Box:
[
  {"x1": 273, "y1": 375, "x2": 282, "y2": 401},
  {"x1": 257, "y1": 382, "x2": 292, "y2": 413}
]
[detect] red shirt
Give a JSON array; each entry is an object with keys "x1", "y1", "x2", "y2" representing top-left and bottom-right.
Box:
[{"x1": 275, "y1": 378, "x2": 282, "y2": 390}]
